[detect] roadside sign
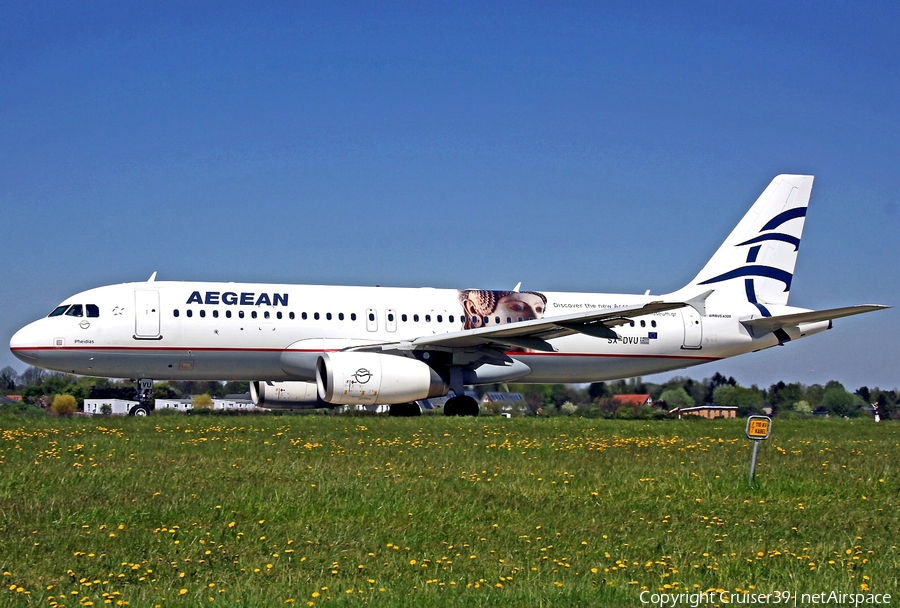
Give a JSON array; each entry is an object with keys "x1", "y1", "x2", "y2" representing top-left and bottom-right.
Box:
[
  {"x1": 746, "y1": 415, "x2": 772, "y2": 440},
  {"x1": 745, "y1": 415, "x2": 772, "y2": 487}
]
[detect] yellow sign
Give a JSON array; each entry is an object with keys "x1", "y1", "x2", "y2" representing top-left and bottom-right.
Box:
[{"x1": 746, "y1": 415, "x2": 772, "y2": 440}]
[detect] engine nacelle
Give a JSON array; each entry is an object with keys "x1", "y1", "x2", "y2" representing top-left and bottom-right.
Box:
[
  {"x1": 316, "y1": 352, "x2": 448, "y2": 405},
  {"x1": 250, "y1": 380, "x2": 327, "y2": 409}
]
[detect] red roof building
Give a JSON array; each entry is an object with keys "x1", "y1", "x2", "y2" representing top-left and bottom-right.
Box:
[{"x1": 611, "y1": 394, "x2": 653, "y2": 407}]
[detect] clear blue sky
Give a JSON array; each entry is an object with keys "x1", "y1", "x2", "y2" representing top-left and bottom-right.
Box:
[{"x1": 2, "y1": 1, "x2": 897, "y2": 391}]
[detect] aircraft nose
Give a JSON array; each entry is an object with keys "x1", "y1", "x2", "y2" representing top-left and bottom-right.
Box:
[{"x1": 9, "y1": 322, "x2": 41, "y2": 364}]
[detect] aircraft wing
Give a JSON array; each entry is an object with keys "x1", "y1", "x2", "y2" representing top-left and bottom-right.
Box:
[
  {"x1": 354, "y1": 300, "x2": 689, "y2": 354},
  {"x1": 741, "y1": 304, "x2": 889, "y2": 333}
]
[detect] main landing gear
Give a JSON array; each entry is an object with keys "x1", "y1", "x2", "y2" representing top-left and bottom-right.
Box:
[{"x1": 443, "y1": 395, "x2": 479, "y2": 417}]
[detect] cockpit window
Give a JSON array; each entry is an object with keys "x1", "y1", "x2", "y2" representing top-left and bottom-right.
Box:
[
  {"x1": 49, "y1": 305, "x2": 69, "y2": 317},
  {"x1": 65, "y1": 304, "x2": 84, "y2": 317},
  {"x1": 86, "y1": 304, "x2": 99, "y2": 318}
]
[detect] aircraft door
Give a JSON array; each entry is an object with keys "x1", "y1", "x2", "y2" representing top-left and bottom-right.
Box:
[
  {"x1": 135, "y1": 290, "x2": 161, "y2": 339},
  {"x1": 680, "y1": 308, "x2": 702, "y2": 349}
]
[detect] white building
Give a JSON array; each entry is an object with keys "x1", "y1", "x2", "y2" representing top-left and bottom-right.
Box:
[
  {"x1": 83, "y1": 399, "x2": 139, "y2": 416},
  {"x1": 155, "y1": 399, "x2": 193, "y2": 412}
]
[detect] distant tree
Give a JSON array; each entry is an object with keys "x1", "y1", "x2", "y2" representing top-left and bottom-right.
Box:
[
  {"x1": 658, "y1": 387, "x2": 695, "y2": 409},
  {"x1": 192, "y1": 394, "x2": 214, "y2": 410},
  {"x1": 560, "y1": 401, "x2": 578, "y2": 415},
  {"x1": 223, "y1": 381, "x2": 250, "y2": 395},
  {"x1": 20, "y1": 366, "x2": 48, "y2": 387},
  {"x1": 822, "y1": 386, "x2": 862, "y2": 417},
  {"x1": 0, "y1": 366, "x2": 19, "y2": 390},
  {"x1": 855, "y1": 386, "x2": 871, "y2": 404},
  {"x1": 704, "y1": 372, "x2": 737, "y2": 403},
  {"x1": 713, "y1": 385, "x2": 764, "y2": 416},
  {"x1": 871, "y1": 390, "x2": 897, "y2": 419},
  {"x1": 794, "y1": 400, "x2": 812, "y2": 415},
  {"x1": 51, "y1": 394, "x2": 78, "y2": 416},
  {"x1": 768, "y1": 381, "x2": 804, "y2": 414},
  {"x1": 805, "y1": 384, "x2": 826, "y2": 408},
  {"x1": 152, "y1": 383, "x2": 179, "y2": 400},
  {"x1": 588, "y1": 382, "x2": 609, "y2": 401}
]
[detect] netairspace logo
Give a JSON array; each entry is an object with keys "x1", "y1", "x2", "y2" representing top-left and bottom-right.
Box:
[{"x1": 639, "y1": 590, "x2": 892, "y2": 606}]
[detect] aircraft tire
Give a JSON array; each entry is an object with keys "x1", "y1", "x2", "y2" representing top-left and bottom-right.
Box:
[
  {"x1": 444, "y1": 396, "x2": 478, "y2": 416},
  {"x1": 443, "y1": 397, "x2": 459, "y2": 416},
  {"x1": 389, "y1": 403, "x2": 420, "y2": 417},
  {"x1": 129, "y1": 405, "x2": 150, "y2": 417},
  {"x1": 460, "y1": 396, "x2": 479, "y2": 417}
]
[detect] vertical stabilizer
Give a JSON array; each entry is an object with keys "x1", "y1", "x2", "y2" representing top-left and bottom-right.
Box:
[{"x1": 682, "y1": 174, "x2": 814, "y2": 314}]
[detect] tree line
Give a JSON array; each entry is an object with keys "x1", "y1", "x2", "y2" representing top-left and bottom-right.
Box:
[
  {"x1": 1, "y1": 365, "x2": 896, "y2": 419},
  {"x1": 505, "y1": 372, "x2": 898, "y2": 419}
]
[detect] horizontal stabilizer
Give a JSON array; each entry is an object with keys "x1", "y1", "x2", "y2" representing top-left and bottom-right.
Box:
[{"x1": 741, "y1": 305, "x2": 889, "y2": 332}]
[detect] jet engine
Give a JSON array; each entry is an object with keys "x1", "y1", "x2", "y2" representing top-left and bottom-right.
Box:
[
  {"x1": 316, "y1": 352, "x2": 448, "y2": 405},
  {"x1": 250, "y1": 380, "x2": 327, "y2": 409}
]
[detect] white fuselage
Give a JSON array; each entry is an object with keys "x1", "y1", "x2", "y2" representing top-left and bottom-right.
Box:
[{"x1": 9, "y1": 280, "x2": 827, "y2": 384}]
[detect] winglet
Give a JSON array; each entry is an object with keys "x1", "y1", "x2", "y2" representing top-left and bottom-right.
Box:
[{"x1": 148, "y1": 271, "x2": 158, "y2": 282}]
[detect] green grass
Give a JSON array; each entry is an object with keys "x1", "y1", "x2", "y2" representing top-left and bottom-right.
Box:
[{"x1": 0, "y1": 416, "x2": 897, "y2": 607}]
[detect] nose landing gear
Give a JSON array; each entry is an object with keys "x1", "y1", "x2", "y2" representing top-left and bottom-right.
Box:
[{"x1": 130, "y1": 378, "x2": 155, "y2": 416}]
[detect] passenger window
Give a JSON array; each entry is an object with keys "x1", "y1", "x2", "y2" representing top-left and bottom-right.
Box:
[
  {"x1": 351, "y1": 313, "x2": 357, "y2": 321},
  {"x1": 518, "y1": 317, "x2": 523, "y2": 322},
  {"x1": 507, "y1": 317, "x2": 512, "y2": 323},
  {"x1": 276, "y1": 311, "x2": 282, "y2": 320},
  {"x1": 651, "y1": 320, "x2": 657, "y2": 328},
  {"x1": 174, "y1": 309, "x2": 180, "y2": 318},
  {"x1": 437, "y1": 315, "x2": 442, "y2": 323},
  {"x1": 252, "y1": 311, "x2": 258, "y2": 319},
  {"x1": 289, "y1": 312, "x2": 295, "y2": 320},
  {"x1": 187, "y1": 310, "x2": 193, "y2": 318},
  {"x1": 213, "y1": 310, "x2": 219, "y2": 318},
  {"x1": 200, "y1": 310, "x2": 206, "y2": 318},
  {"x1": 239, "y1": 311, "x2": 245, "y2": 319},
  {"x1": 302, "y1": 312, "x2": 308, "y2": 320},
  {"x1": 640, "y1": 320, "x2": 645, "y2": 327},
  {"x1": 86, "y1": 304, "x2": 100, "y2": 318},
  {"x1": 339, "y1": 313, "x2": 345, "y2": 321},
  {"x1": 264, "y1": 311, "x2": 270, "y2": 319},
  {"x1": 326, "y1": 313, "x2": 332, "y2": 320},
  {"x1": 425, "y1": 314, "x2": 431, "y2": 322},
  {"x1": 387, "y1": 313, "x2": 394, "y2": 322},
  {"x1": 483, "y1": 316, "x2": 489, "y2": 324},
  {"x1": 495, "y1": 316, "x2": 500, "y2": 324},
  {"x1": 449, "y1": 315, "x2": 454, "y2": 323},
  {"x1": 414, "y1": 314, "x2": 419, "y2": 322},
  {"x1": 629, "y1": 321, "x2": 634, "y2": 327},
  {"x1": 65, "y1": 305, "x2": 84, "y2": 317},
  {"x1": 368, "y1": 313, "x2": 375, "y2": 322},
  {"x1": 49, "y1": 305, "x2": 69, "y2": 317},
  {"x1": 314, "y1": 313, "x2": 320, "y2": 320},
  {"x1": 226, "y1": 310, "x2": 232, "y2": 319},
  {"x1": 402, "y1": 314, "x2": 408, "y2": 322}
]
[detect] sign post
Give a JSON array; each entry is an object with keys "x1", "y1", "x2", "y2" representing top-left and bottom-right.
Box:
[{"x1": 745, "y1": 415, "x2": 772, "y2": 487}]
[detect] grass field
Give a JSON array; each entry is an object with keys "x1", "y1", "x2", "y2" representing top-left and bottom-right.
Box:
[{"x1": 1, "y1": 415, "x2": 897, "y2": 607}]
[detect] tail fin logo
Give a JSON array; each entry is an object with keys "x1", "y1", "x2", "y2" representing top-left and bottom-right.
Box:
[{"x1": 697, "y1": 205, "x2": 807, "y2": 316}]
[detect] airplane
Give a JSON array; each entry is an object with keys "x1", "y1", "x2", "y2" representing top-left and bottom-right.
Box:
[{"x1": 9, "y1": 174, "x2": 888, "y2": 416}]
